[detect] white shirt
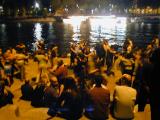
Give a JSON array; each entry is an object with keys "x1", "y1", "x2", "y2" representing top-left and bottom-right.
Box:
[{"x1": 113, "y1": 85, "x2": 137, "y2": 119}]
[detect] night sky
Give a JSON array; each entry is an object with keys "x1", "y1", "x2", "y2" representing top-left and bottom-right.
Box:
[
  {"x1": 113, "y1": 0, "x2": 160, "y2": 8},
  {"x1": 139, "y1": 0, "x2": 160, "y2": 7},
  {"x1": 0, "y1": 0, "x2": 160, "y2": 8}
]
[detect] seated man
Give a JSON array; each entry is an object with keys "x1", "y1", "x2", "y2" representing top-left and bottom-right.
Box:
[
  {"x1": 44, "y1": 76, "x2": 59, "y2": 107},
  {"x1": 20, "y1": 79, "x2": 33, "y2": 101},
  {"x1": 85, "y1": 75, "x2": 110, "y2": 120},
  {"x1": 31, "y1": 82, "x2": 45, "y2": 107},
  {"x1": 111, "y1": 74, "x2": 137, "y2": 120}
]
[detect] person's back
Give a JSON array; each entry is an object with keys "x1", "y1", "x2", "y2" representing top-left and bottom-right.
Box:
[
  {"x1": 31, "y1": 83, "x2": 45, "y2": 107},
  {"x1": 113, "y1": 85, "x2": 136, "y2": 119},
  {"x1": 44, "y1": 86, "x2": 58, "y2": 107},
  {"x1": 56, "y1": 77, "x2": 83, "y2": 119},
  {"x1": 35, "y1": 54, "x2": 48, "y2": 67},
  {"x1": 89, "y1": 87, "x2": 110, "y2": 119},
  {"x1": 15, "y1": 53, "x2": 27, "y2": 66},
  {"x1": 21, "y1": 80, "x2": 33, "y2": 101},
  {"x1": 112, "y1": 75, "x2": 136, "y2": 119},
  {"x1": 85, "y1": 75, "x2": 110, "y2": 120},
  {"x1": 44, "y1": 76, "x2": 59, "y2": 107},
  {"x1": 0, "y1": 83, "x2": 14, "y2": 108}
]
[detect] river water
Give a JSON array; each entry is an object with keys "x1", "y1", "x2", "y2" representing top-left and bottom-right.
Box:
[{"x1": 0, "y1": 16, "x2": 160, "y2": 55}]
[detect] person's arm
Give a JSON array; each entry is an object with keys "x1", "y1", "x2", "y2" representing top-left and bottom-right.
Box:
[
  {"x1": 70, "y1": 47, "x2": 77, "y2": 54},
  {"x1": 59, "y1": 84, "x2": 64, "y2": 97}
]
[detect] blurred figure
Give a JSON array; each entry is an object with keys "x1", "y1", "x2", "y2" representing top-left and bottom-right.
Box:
[
  {"x1": 70, "y1": 43, "x2": 77, "y2": 67},
  {"x1": 3, "y1": 49, "x2": 15, "y2": 86},
  {"x1": 122, "y1": 38, "x2": 134, "y2": 56},
  {"x1": 35, "y1": 50, "x2": 49, "y2": 83},
  {"x1": 0, "y1": 48, "x2": 4, "y2": 80},
  {"x1": 20, "y1": 79, "x2": 33, "y2": 101},
  {"x1": 0, "y1": 82, "x2": 14, "y2": 108},
  {"x1": 151, "y1": 36, "x2": 159, "y2": 50},
  {"x1": 44, "y1": 76, "x2": 59, "y2": 107},
  {"x1": 103, "y1": 39, "x2": 116, "y2": 75},
  {"x1": 15, "y1": 50, "x2": 28, "y2": 81},
  {"x1": 149, "y1": 48, "x2": 160, "y2": 120},
  {"x1": 49, "y1": 44, "x2": 58, "y2": 68}
]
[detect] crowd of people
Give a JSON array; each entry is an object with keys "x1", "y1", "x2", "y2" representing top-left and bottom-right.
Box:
[{"x1": 0, "y1": 36, "x2": 160, "y2": 119}]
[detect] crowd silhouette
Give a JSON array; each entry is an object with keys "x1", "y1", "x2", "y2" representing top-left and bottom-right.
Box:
[{"x1": 0, "y1": 36, "x2": 160, "y2": 120}]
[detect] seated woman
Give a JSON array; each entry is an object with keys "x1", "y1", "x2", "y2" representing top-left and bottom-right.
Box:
[
  {"x1": 0, "y1": 82, "x2": 14, "y2": 108},
  {"x1": 48, "y1": 77, "x2": 83, "y2": 119}
]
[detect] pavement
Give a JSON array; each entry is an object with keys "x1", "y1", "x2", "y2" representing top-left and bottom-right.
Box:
[{"x1": 0, "y1": 58, "x2": 151, "y2": 120}]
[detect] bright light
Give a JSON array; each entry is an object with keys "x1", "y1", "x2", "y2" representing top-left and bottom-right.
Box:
[
  {"x1": 63, "y1": 16, "x2": 89, "y2": 41},
  {"x1": 0, "y1": 24, "x2": 6, "y2": 33},
  {"x1": 35, "y1": 2, "x2": 39, "y2": 9},
  {"x1": 63, "y1": 16, "x2": 88, "y2": 26},
  {"x1": 17, "y1": 23, "x2": 21, "y2": 28},
  {"x1": 0, "y1": 6, "x2": 3, "y2": 13},
  {"x1": 32, "y1": 23, "x2": 43, "y2": 51},
  {"x1": 63, "y1": 16, "x2": 127, "y2": 46},
  {"x1": 34, "y1": 23, "x2": 42, "y2": 40},
  {"x1": 49, "y1": 8, "x2": 52, "y2": 12}
]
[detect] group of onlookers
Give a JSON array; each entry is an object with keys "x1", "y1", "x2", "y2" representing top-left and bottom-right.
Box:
[{"x1": 0, "y1": 35, "x2": 160, "y2": 119}]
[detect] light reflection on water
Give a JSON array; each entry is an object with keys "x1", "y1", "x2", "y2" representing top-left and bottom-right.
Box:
[
  {"x1": 34, "y1": 23, "x2": 42, "y2": 40},
  {"x1": 63, "y1": 16, "x2": 127, "y2": 46},
  {"x1": 0, "y1": 16, "x2": 160, "y2": 54}
]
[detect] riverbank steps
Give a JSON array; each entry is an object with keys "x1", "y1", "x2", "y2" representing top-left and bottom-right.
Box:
[{"x1": 0, "y1": 57, "x2": 151, "y2": 120}]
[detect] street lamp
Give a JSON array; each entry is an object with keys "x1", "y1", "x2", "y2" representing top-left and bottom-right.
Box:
[
  {"x1": 35, "y1": 2, "x2": 40, "y2": 9},
  {"x1": 34, "y1": 1, "x2": 40, "y2": 16}
]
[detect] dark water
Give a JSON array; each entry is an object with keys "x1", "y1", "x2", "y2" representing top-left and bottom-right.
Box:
[{"x1": 0, "y1": 16, "x2": 160, "y2": 55}]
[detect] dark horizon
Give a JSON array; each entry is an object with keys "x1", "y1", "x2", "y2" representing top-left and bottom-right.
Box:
[{"x1": 0, "y1": 0, "x2": 160, "y2": 8}]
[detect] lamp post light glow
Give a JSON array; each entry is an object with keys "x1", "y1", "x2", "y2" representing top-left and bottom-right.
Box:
[
  {"x1": 35, "y1": 2, "x2": 39, "y2": 9},
  {"x1": 49, "y1": 8, "x2": 52, "y2": 12}
]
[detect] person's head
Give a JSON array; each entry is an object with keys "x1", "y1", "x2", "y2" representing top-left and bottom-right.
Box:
[
  {"x1": 5, "y1": 49, "x2": 11, "y2": 54},
  {"x1": 25, "y1": 79, "x2": 30, "y2": 84},
  {"x1": 150, "y1": 48, "x2": 160, "y2": 64},
  {"x1": 57, "y1": 60, "x2": 64, "y2": 67},
  {"x1": 78, "y1": 52, "x2": 85, "y2": 60},
  {"x1": 50, "y1": 76, "x2": 58, "y2": 87},
  {"x1": 133, "y1": 48, "x2": 142, "y2": 59},
  {"x1": 64, "y1": 77, "x2": 77, "y2": 90},
  {"x1": 146, "y1": 44, "x2": 153, "y2": 50},
  {"x1": 103, "y1": 39, "x2": 108, "y2": 45},
  {"x1": 116, "y1": 74, "x2": 132, "y2": 86},
  {"x1": 152, "y1": 36, "x2": 159, "y2": 45},
  {"x1": 94, "y1": 75, "x2": 103, "y2": 87}
]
